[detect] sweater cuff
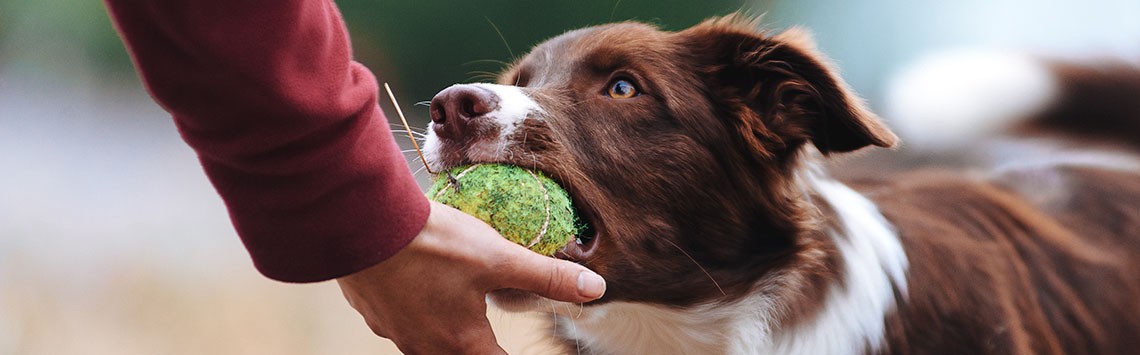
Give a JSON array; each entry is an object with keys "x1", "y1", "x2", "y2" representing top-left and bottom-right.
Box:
[{"x1": 220, "y1": 106, "x2": 432, "y2": 283}]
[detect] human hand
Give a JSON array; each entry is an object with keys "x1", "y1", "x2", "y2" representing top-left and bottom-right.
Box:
[{"x1": 336, "y1": 201, "x2": 606, "y2": 354}]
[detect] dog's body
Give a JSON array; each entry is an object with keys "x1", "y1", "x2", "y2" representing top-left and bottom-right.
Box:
[
  {"x1": 872, "y1": 165, "x2": 1140, "y2": 354},
  {"x1": 423, "y1": 16, "x2": 1140, "y2": 354}
]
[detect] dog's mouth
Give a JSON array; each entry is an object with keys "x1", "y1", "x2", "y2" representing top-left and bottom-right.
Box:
[
  {"x1": 435, "y1": 158, "x2": 602, "y2": 263},
  {"x1": 498, "y1": 172, "x2": 605, "y2": 311},
  {"x1": 557, "y1": 187, "x2": 601, "y2": 262},
  {"x1": 511, "y1": 166, "x2": 602, "y2": 262}
]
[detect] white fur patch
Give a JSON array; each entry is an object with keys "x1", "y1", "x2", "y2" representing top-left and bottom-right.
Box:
[
  {"x1": 554, "y1": 301, "x2": 741, "y2": 354},
  {"x1": 769, "y1": 167, "x2": 909, "y2": 354},
  {"x1": 469, "y1": 83, "x2": 543, "y2": 138},
  {"x1": 421, "y1": 128, "x2": 443, "y2": 170},
  {"x1": 422, "y1": 83, "x2": 543, "y2": 170},
  {"x1": 550, "y1": 167, "x2": 909, "y2": 355}
]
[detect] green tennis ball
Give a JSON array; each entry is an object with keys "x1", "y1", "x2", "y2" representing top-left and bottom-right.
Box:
[{"x1": 427, "y1": 164, "x2": 582, "y2": 256}]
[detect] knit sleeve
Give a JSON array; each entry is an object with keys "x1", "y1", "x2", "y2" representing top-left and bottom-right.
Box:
[{"x1": 105, "y1": 0, "x2": 430, "y2": 282}]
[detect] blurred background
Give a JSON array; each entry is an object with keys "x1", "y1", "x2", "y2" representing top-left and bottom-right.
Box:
[{"x1": 1, "y1": 0, "x2": 1136, "y2": 353}]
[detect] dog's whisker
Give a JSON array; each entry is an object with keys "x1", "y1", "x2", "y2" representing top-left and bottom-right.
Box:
[
  {"x1": 608, "y1": 0, "x2": 624, "y2": 21},
  {"x1": 467, "y1": 76, "x2": 498, "y2": 83},
  {"x1": 661, "y1": 238, "x2": 727, "y2": 297},
  {"x1": 414, "y1": 100, "x2": 432, "y2": 107},
  {"x1": 387, "y1": 122, "x2": 424, "y2": 127},
  {"x1": 391, "y1": 130, "x2": 427, "y2": 138},
  {"x1": 384, "y1": 83, "x2": 435, "y2": 175},
  {"x1": 411, "y1": 164, "x2": 428, "y2": 178},
  {"x1": 562, "y1": 97, "x2": 605, "y2": 111},
  {"x1": 467, "y1": 70, "x2": 500, "y2": 77},
  {"x1": 562, "y1": 303, "x2": 583, "y2": 355},
  {"x1": 388, "y1": 123, "x2": 427, "y2": 132},
  {"x1": 391, "y1": 129, "x2": 426, "y2": 137},
  {"x1": 466, "y1": 71, "x2": 501, "y2": 83},
  {"x1": 547, "y1": 299, "x2": 559, "y2": 344},
  {"x1": 463, "y1": 58, "x2": 512, "y2": 67},
  {"x1": 485, "y1": 17, "x2": 516, "y2": 60},
  {"x1": 390, "y1": 130, "x2": 426, "y2": 138},
  {"x1": 393, "y1": 131, "x2": 426, "y2": 137}
]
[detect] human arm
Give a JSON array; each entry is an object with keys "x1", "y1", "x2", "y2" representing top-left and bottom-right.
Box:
[
  {"x1": 104, "y1": 0, "x2": 425, "y2": 281},
  {"x1": 104, "y1": 0, "x2": 606, "y2": 352}
]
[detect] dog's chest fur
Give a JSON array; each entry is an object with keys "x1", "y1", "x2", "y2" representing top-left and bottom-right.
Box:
[
  {"x1": 553, "y1": 159, "x2": 1140, "y2": 355},
  {"x1": 555, "y1": 168, "x2": 909, "y2": 355}
]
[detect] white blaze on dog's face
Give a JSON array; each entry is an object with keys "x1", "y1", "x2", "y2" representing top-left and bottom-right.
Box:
[
  {"x1": 423, "y1": 17, "x2": 896, "y2": 310},
  {"x1": 422, "y1": 83, "x2": 543, "y2": 169}
]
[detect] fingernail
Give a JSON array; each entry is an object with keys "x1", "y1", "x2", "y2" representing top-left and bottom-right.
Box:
[{"x1": 576, "y1": 271, "x2": 606, "y2": 299}]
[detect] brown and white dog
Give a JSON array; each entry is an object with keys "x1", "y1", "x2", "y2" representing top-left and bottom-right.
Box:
[{"x1": 422, "y1": 15, "x2": 1140, "y2": 354}]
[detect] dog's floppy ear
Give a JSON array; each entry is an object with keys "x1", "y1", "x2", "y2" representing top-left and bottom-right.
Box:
[{"x1": 682, "y1": 16, "x2": 897, "y2": 156}]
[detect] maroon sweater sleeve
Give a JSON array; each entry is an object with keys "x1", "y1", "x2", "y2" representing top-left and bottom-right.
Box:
[{"x1": 105, "y1": 0, "x2": 430, "y2": 282}]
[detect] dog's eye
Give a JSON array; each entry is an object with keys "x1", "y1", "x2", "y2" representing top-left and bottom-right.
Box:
[{"x1": 607, "y1": 79, "x2": 639, "y2": 99}]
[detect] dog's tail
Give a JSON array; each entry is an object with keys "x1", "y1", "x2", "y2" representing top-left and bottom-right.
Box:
[
  {"x1": 885, "y1": 50, "x2": 1140, "y2": 151},
  {"x1": 1024, "y1": 60, "x2": 1140, "y2": 148}
]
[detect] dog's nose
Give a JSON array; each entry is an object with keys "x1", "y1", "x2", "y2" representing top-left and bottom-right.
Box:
[{"x1": 429, "y1": 85, "x2": 499, "y2": 140}]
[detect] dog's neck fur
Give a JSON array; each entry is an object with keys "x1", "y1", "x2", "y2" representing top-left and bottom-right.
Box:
[{"x1": 553, "y1": 164, "x2": 909, "y2": 355}]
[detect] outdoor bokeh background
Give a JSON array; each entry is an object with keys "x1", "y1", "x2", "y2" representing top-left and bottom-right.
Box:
[{"x1": 1, "y1": 0, "x2": 1136, "y2": 353}]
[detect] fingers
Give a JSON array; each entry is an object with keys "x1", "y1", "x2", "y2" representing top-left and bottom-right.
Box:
[
  {"x1": 390, "y1": 320, "x2": 507, "y2": 355},
  {"x1": 494, "y1": 246, "x2": 606, "y2": 303},
  {"x1": 339, "y1": 275, "x2": 507, "y2": 355},
  {"x1": 431, "y1": 201, "x2": 607, "y2": 303},
  {"x1": 380, "y1": 321, "x2": 507, "y2": 355},
  {"x1": 336, "y1": 203, "x2": 556, "y2": 354}
]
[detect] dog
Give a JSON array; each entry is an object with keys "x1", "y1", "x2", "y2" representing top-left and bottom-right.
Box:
[{"x1": 421, "y1": 15, "x2": 1140, "y2": 354}]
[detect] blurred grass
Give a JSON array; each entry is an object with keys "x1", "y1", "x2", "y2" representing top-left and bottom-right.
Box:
[{"x1": 0, "y1": 254, "x2": 562, "y2": 354}]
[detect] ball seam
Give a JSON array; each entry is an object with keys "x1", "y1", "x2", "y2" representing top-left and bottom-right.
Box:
[{"x1": 524, "y1": 169, "x2": 553, "y2": 249}]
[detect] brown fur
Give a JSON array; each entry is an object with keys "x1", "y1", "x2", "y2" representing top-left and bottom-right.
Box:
[
  {"x1": 843, "y1": 167, "x2": 1140, "y2": 354},
  {"x1": 432, "y1": 14, "x2": 1140, "y2": 354},
  {"x1": 481, "y1": 17, "x2": 898, "y2": 310}
]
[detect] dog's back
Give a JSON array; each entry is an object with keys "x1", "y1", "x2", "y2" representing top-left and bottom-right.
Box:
[{"x1": 852, "y1": 59, "x2": 1140, "y2": 354}]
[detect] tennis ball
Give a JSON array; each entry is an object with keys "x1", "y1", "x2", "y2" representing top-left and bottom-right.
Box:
[{"x1": 427, "y1": 164, "x2": 582, "y2": 256}]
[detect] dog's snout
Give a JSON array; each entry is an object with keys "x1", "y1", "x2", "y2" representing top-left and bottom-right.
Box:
[{"x1": 429, "y1": 85, "x2": 499, "y2": 140}]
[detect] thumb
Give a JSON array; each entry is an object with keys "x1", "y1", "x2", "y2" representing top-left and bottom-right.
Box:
[{"x1": 495, "y1": 246, "x2": 606, "y2": 303}]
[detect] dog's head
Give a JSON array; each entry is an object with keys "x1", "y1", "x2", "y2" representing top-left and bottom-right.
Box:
[{"x1": 423, "y1": 15, "x2": 897, "y2": 308}]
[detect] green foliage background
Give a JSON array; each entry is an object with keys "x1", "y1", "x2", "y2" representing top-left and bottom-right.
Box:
[
  {"x1": 342, "y1": 0, "x2": 744, "y2": 104},
  {"x1": 0, "y1": 0, "x2": 747, "y2": 114}
]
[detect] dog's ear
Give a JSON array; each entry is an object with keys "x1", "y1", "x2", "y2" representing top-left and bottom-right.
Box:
[{"x1": 681, "y1": 17, "x2": 897, "y2": 156}]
